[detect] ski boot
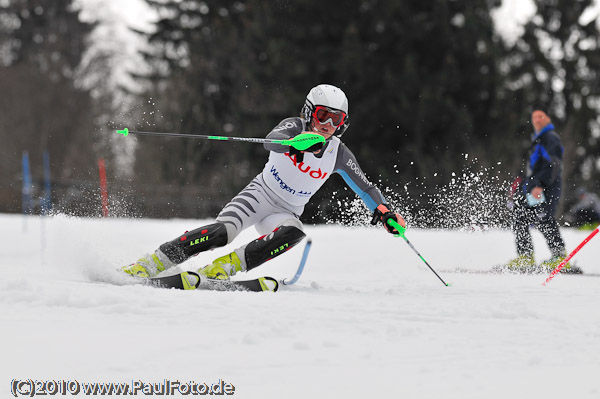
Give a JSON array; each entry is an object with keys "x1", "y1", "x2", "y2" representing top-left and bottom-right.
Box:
[
  {"x1": 498, "y1": 254, "x2": 536, "y2": 273},
  {"x1": 197, "y1": 252, "x2": 243, "y2": 280},
  {"x1": 121, "y1": 250, "x2": 174, "y2": 278},
  {"x1": 539, "y1": 255, "x2": 582, "y2": 274}
]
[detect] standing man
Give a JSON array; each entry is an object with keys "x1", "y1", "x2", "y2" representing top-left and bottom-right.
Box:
[
  {"x1": 121, "y1": 84, "x2": 406, "y2": 280},
  {"x1": 503, "y1": 105, "x2": 577, "y2": 273}
]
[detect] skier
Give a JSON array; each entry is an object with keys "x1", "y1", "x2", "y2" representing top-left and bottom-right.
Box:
[
  {"x1": 121, "y1": 84, "x2": 406, "y2": 281},
  {"x1": 502, "y1": 105, "x2": 575, "y2": 272}
]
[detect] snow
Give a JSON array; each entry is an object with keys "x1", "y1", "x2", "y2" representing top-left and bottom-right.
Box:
[
  {"x1": 491, "y1": 0, "x2": 536, "y2": 45},
  {"x1": 2, "y1": 213, "x2": 600, "y2": 398}
]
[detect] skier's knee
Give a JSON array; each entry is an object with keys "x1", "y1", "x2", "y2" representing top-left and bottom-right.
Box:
[
  {"x1": 243, "y1": 225, "x2": 306, "y2": 271},
  {"x1": 214, "y1": 216, "x2": 243, "y2": 244},
  {"x1": 277, "y1": 217, "x2": 304, "y2": 232},
  {"x1": 221, "y1": 222, "x2": 240, "y2": 244},
  {"x1": 159, "y1": 222, "x2": 228, "y2": 264}
]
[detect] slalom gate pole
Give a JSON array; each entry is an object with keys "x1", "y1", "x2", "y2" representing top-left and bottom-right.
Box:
[
  {"x1": 282, "y1": 238, "x2": 312, "y2": 286},
  {"x1": 115, "y1": 128, "x2": 325, "y2": 151},
  {"x1": 21, "y1": 151, "x2": 33, "y2": 233},
  {"x1": 42, "y1": 150, "x2": 52, "y2": 214},
  {"x1": 98, "y1": 158, "x2": 109, "y2": 217},
  {"x1": 387, "y1": 219, "x2": 449, "y2": 287},
  {"x1": 543, "y1": 225, "x2": 599, "y2": 285}
]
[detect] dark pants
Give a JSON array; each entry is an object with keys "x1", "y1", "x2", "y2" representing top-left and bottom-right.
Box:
[{"x1": 511, "y1": 199, "x2": 565, "y2": 257}]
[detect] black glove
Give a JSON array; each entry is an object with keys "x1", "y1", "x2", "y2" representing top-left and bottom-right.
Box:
[
  {"x1": 289, "y1": 146, "x2": 304, "y2": 163},
  {"x1": 370, "y1": 204, "x2": 404, "y2": 234},
  {"x1": 289, "y1": 141, "x2": 324, "y2": 163},
  {"x1": 303, "y1": 141, "x2": 324, "y2": 153}
]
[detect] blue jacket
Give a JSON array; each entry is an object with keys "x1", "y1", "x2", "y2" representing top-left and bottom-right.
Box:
[{"x1": 523, "y1": 123, "x2": 564, "y2": 213}]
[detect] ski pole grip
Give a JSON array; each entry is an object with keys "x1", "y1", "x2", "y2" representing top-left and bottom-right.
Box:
[
  {"x1": 387, "y1": 219, "x2": 406, "y2": 236},
  {"x1": 116, "y1": 128, "x2": 129, "y2": 137},
  {"x1": 286, "y1": 133, "x2": 325, "y2": 151}
]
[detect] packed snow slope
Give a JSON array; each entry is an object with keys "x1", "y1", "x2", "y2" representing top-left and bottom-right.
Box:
[{"x1": 1, "y1": 214, "x2": 599, "y2": 399}]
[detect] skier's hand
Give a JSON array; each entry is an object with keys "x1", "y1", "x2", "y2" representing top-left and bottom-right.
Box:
[
  {"x1": 288, "y1": 133, "x2": 325, "y2": 163},
  {"x1": 370, "y1": 204, "x2": 406, "y2": 234},
  {"x1": 531, "y1": 186, "x2": 544, "y2": 199},
  {"x1": 290, "y1": 133, "x2": 325, "y2": 153},
  {"x1": 289, "y1": 146, "x2": 305, "y2": 163},
  {"x1": 304, "y1": 141, "x2": 324, "y2": 153}
]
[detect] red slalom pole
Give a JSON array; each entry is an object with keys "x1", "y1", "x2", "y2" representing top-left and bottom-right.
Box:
[
  {"x1": 543, "y1": 225, "x2": 599, "y2": 285},
  {"x1": 98, "y1": 158, "x2": 109, "y2": 217}
]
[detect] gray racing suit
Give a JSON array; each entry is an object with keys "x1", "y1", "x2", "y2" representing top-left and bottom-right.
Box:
[
  {"x1": 216, "y1": 117, "x2": 388, "y2": 241},
  {"x1": 158, "y1": 117, "x2": 390, "y2": 273}
]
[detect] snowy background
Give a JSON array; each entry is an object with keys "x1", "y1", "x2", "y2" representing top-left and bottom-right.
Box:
[{"x1": 2, "y1": 213, "x2": 599, "y2": 398}]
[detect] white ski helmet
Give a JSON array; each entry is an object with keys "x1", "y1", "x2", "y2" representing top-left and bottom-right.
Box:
[{"x1": 301, "y1": 84, "x2": 350, "y2": 137}]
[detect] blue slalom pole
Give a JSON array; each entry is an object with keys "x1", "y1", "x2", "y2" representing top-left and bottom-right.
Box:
[
  {"x1": 282, "y1": 238, "x2": 312, "y2": 285},
  {"x1": 21, "y1": 151, "x2": 33, "y2": 215}
]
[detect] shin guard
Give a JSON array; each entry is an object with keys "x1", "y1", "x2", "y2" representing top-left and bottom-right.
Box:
[
  {"x1": 244, "y1": 226, "x2": 306, "y2": 271},
  {"x1": 159, "y1": 222, "x2": 228, "y2": 264}
]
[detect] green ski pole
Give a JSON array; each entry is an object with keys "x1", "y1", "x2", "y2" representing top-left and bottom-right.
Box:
[
  {"x1": 115, "y1": 128, "x2": 325, "y2": 152},
  {"x1": 387, "y1": 219, "x2": 450, "y2": 286}
]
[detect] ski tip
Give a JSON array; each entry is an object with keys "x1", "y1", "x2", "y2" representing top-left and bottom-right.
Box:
[
  {"x1": 259, "y1": 276, "x2": 279, "y2": 292},
  {"x1": 182, "y1": 271, "x2": 201, "y2": 290}
]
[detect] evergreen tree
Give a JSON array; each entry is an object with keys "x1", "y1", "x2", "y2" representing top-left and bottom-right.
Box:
[{"x1": 0, "y1": 0, "x2": 98, "y2": 214}]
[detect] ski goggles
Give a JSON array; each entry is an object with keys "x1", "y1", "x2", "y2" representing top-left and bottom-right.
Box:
[{"x1": 313, "y1": 106, "x2": 347, "y2": 127}]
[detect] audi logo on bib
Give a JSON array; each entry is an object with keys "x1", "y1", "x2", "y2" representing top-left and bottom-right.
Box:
[{"x1": 284, "y1": 152, "x2": 328, "y2": 180}]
